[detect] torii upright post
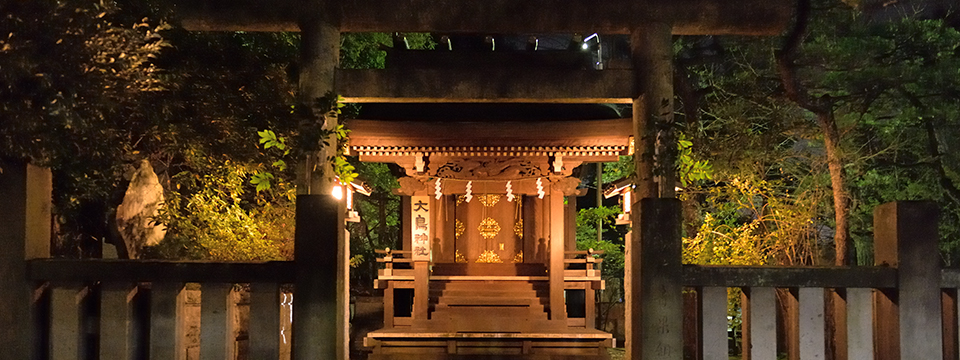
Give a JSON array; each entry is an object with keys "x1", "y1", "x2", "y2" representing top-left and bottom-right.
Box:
[
  {"x1": 292, "y1": 1, "x2": 349, "y2": 360},
  {"x1": 627, "y1": 22, "x2": 684, "y2": 360}
]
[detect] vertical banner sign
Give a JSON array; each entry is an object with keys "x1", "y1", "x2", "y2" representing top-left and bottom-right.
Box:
[{"x1": 410, "y1": 196, "x2": 431, "y2": 261}]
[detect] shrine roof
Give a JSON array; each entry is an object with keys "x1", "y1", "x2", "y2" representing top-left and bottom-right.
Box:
[
  {"x1": 354, "y1": 103, "x2": 625, "y2": 122},
  {"x1": 347, "y1": 117, "x2": 632, "y2": 150}
]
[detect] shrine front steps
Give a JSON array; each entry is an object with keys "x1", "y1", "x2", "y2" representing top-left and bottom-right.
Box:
[
  {"x1": 364, "y1": 329, "x2": 614, "y2": 360},
  {"x1": 423, "y1": 280, "x2": 555, "y2": 332}
]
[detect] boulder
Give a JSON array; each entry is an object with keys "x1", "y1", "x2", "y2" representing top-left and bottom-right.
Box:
[{"x1": 115, "y1": 159, "x2": 166, "y2": 258}]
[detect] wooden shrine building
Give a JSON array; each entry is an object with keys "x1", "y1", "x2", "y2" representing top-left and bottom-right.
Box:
[{"x1": 350, "y1": 110, "x2": 631, "y2": 357}]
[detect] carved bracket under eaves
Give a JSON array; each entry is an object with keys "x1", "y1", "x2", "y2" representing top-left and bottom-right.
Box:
[{"x1": 424, "y1": 156, "x2": 581, "y2": 180}]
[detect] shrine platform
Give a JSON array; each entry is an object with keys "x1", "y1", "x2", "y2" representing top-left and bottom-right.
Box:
[{"x1": 364, "y1": 328, "x2": 613, "y2": 360}]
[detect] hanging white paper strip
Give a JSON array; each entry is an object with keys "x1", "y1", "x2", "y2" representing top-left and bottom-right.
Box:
[
  {"x1": 536, "y1": 178, "x2": 545, "y2": 199},
  {"x1": 465, "y1": 181, "x2": 473, "y2": 203}
]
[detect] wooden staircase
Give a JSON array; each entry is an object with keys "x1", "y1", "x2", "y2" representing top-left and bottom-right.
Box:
[{"x1": 422, "y1": 280, "x2": 556, "y2": 332}]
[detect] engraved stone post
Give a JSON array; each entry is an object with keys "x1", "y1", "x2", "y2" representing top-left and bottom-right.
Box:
[
  {"x1": 629, "y1": 198, "x2": 682, "y2": 359},
  {"x1": 0, "y1": 160, "x2": 50, "y2": 360}
]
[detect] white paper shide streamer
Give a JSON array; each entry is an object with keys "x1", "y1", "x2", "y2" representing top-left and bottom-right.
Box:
[
  {"x1": 434, "y1": 178, "x2": 443, "y2": 199},
  {"x1": 465, "y1": 181, "x2": 473, "y2": 203},
  {"x1": 506, "y1": 180, "x2": 515, "y2": 202},
  {"x1": 536, "y1": 178, "x2": 545, "y2": 199}
]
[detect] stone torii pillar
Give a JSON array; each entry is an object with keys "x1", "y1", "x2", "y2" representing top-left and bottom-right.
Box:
[
  {"x1": 291, "y1": 1, "x2": 349, "y2": 360},
  {"x1": 626, "y1": 22, "x2": 684, "y2": 360}
]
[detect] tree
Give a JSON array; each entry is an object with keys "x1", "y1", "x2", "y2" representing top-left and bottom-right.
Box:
[{"x1": 679, "y1": 0, "x2": 960, "y2": 267}]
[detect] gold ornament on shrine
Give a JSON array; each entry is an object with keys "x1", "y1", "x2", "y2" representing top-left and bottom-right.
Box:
[
  {"x1": 477, "y1": 194, "x2": 501, "y2": 207},
  {"x1": 456, "y1": 195, "x2": 466, "y2": 205},
  {"x1": 512, "y1": 251, "x2": 523, "y2": 263},
  {"x1": 455, "y1": 219, "x2": 465, "y2": 239},
  {"x1": 514, "y1": 219, "x2": 523, "y2": 238},
  {"x1": 455, "y1": 250, "x2": 467, "y2": 263},
  {"x1": 478, "y1": 217, "x2": 501, "y2": 239},
  {"x1": 476, "y1": 249, "x2": 503, "y2": 263}
]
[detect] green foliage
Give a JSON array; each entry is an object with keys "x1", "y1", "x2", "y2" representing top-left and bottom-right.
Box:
[
  {"x1": 250, "y1": 129, "x2": 291, "y2": 192},
  {"x1": 152, "y1": 162, "x2": 288, "y2": 261},
  {"x1": 600, "y1": 134, "x2": 713, "y2": 187},
  {"x1": 0, "y1": 0, "x2": 304, "y2": 257},
  {"x1": 602, "y1": 156, "x2": 634, "y2": 184},
  {"x1": 340, "y1": 32, "x2": 436, "y2": 70},
  {"x1": 348, "y1": 162, "x2": 402, "y2": 291},
  {"x1": 677, "y1": 134, "x2": 714, "y2": 186},
  {"x1": 683, "y1": 177, "x2": 823, "y2": 266},
  {"x1": 575, "y1": 206, "x2": 625, "y2": 292},
  {"x1": 678, "y1": 2, "x2": 960, "y2": 267}
]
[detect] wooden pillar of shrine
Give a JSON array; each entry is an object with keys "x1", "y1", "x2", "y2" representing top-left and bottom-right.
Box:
[
  {"x1": 549, "y1": 188, "x2": 567, "y2": 322},
  {"x1": 293, "y1": 2, "x2": 348, "y2": 359},
  {"x1": 627, "y1": 22, "x2": 679, "y2": 359}
]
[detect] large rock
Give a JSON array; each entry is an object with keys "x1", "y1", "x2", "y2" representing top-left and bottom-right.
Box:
[{"x1": 115, "y1": 159, "x2": 166, "y2": 258}]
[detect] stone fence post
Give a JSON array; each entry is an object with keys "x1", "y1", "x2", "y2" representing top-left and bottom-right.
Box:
[
  {"x1": 629, "y1": 198, "x2": 682, "y2": 359},
  {"x1": 0, "y1": 159, "x2": 52, "y2": 360},
  {"x1": 873, "y1": 201, "x2": 941, "y2": 359}
]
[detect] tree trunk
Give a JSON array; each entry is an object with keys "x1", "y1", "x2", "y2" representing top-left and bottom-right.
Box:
[
  {"x1": 776, "y1": 0, "x2": 850, "y2": 266},
  {"x1": 818, "y1": 111, "x2": 850, "y2": 266}
]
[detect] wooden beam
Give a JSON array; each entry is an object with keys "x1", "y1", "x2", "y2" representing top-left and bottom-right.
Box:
[
  {"x1": 27, "y1": 259, "x2": 295, "y2": 283},
  {"x1": 348, "y1": 118, "x2": 632, "y2": 148},
  {"x1": 682, "y1": 265, "x2": 897, "y2": 289},
  {"x1": 338, "y1": 68, "x2": 635, "y2": 104},
  {"x1": 173, "y1": 0, "x2": 792, "y2": 35}
]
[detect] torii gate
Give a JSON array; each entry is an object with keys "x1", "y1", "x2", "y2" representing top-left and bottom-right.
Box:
[{"x1": 172, "y1": 1, "x2": 793, "y2": 359}]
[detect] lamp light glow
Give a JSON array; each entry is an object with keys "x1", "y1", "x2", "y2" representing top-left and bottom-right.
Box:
[{"x1": 332, "y1": 184, "x2": 344, "y2": 200}]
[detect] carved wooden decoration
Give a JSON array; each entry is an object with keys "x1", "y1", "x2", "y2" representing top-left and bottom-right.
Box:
[{"x1": 430, "y1": 157, "x2": 552, "y2": 180}]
